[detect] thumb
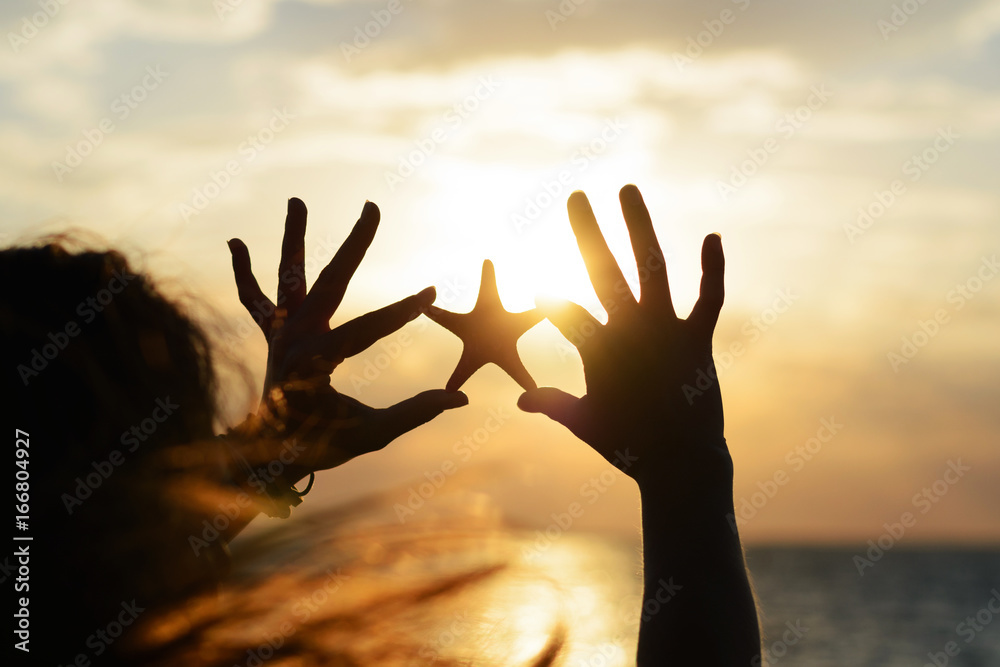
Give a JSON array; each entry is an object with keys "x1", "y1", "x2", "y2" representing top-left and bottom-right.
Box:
[
  {"x1": 374, "y1": 390, "x2": 469, "y2": 445},
  {"x1": 518, "y1": 387, "x2": 584, "y2": 434}
]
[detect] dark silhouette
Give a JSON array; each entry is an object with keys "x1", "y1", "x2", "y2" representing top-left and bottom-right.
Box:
[
  {"x1": 426, "y1": 259, "x2": 543, "y2": 391},
  {"x1": 5, "y1": 241, "x2": 228, "y2": 664},
  {"x1": 226, "y1": 198, "x2": 468, "y2": 485},
  {"x1": 4, "y1": 186, "x2": 760, "y2": 666},
  {"x1": 5, "y1": 200, "x2": 470, "y2": 664},
  {"x1": 221, "y1": 197, "x2": 467, "y2": 530},
  {"x1": 518, "y1": 185, "x2": 761, "y2": 664}
]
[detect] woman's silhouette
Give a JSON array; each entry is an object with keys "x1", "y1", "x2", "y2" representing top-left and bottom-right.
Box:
[{"x1": 4, "y1": 186, "x2": 759, "y2": 665}]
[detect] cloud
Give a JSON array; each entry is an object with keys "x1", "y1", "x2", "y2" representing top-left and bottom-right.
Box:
[
  {"x1": 954, "y1": 0, "x2": 1000, "y2": 48},
  {"x1": 1, "y1": 0, "x2": 998, "y2": 544}
]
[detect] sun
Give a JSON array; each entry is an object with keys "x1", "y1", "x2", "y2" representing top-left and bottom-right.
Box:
[{"x1": 401, "y1": 140, "x2": 704, "y2": 324}]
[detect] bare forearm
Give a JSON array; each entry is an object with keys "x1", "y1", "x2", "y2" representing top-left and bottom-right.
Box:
[
  {"x1": 636, "y1": 444, "x2": 761, "y2": 666},
  {"x1": 212, "y1": 418, "x2": 314, "y2": 544}
]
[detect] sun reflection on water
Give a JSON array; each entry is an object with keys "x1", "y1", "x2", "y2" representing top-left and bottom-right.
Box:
[{"x1": 135, "y1": 487, "x2": 640, "y2": 666}]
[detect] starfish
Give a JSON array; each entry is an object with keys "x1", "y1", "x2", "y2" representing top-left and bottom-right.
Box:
[{"x1": 426, "y1": 260, "x2": 543, "y2": 391}]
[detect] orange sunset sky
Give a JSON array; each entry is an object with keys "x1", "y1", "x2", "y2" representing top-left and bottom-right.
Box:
[{"x1": 2, "y1": 0, "x2": 999, "y2": 544}]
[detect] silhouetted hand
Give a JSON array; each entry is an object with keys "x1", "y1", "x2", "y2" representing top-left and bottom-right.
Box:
[
  {"x1": 519, "y1": 185, "x2": 759, "y2": 665},
  {"x1": 227, "y1": 198, "x2": 468, "y2": 479},
  {"x1": 518, "y1": 184, "x2": 728, "y2": 493}
]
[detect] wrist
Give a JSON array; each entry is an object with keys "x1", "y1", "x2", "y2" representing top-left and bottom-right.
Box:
[
  {"x1": 632, "y1": 436, "x2": 733, "y2": 501},
  {"x1": 224, "y1": 415, "x2": 315, "y2": 519},
  {"x1": 635, "y1": 439, "x2": 739, "y2": 543}
]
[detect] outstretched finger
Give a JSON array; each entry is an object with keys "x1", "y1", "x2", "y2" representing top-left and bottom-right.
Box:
[
  {"x1": 371, "y1": 390, "x2": 469, "y2": 446},
  {"x1": 567, "y1": 191, "x2": 635, "y2": 317},
  {"x1": 277, "y1": 197, "x2": 308, "y2": 313},
  {"x1": 302, "y1": 201, "x2": 380, "y2": 327},
  {"x1": 538, "y1": 298, "x2": 602, "y2": 356},
  {"x1": 228, "y1": 238, "x2": 275, "y2": 336},
  {"x1": 323, "y1": 286, "x2": 436, "y2": 362},
  {"x1": 517, "y1": 387, "x2": 587, "y2": 440},
  {"x1": 688, "y1": 233, "x2": 725, "y2": 337},
  {"x1": 619, "y1": 185, "x2": 673, "y2": 316}
]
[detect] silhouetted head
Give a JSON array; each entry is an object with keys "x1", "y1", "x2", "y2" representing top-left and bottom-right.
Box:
[
  {"x1": 4, "y1": 241, "x2": 217, "y2": 443},
  {"x1": 2, "y1": 240, "x2": 223, "y2": 662},
  {"x1": 1, "y1": 240, "x2": 567, "y2": 667}
]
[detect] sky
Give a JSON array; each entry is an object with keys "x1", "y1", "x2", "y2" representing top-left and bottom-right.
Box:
[{"x1": 2, "y1": 0, "x2": 999, "y2": 545}]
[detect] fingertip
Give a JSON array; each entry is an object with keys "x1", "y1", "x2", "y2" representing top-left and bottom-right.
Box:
[
  {"x1": 518, "y1": 389, "x2": 552, "y2": 414},
  {"x1": 287, "y1": 198, "x2": 307, "y2": 230},
  {"x1": 408, "y1": 287, "x2": 437, "y2": 321},
  {"x1": 361, "y1": 200, "x2": 380, "y2": 223},
  {"x1": 446, "y1": 391, "x2": 469, "y2": 409},
  {"x1": 619, "y1": 183, "x2": 642, "y2": 203},
  {"x1": 423, "y1": 388, "x2": 468, "y2": 410},
  {"x1": 567, "y1": 190, "x2": 591, "y2": 211},
  {"x1": 516, "y1": 391, "x2": 538, "y2": 412},
  {"x1": 228, "y1": 238, "x2": 249, "y2": 260},
  {"x1": 703, "y1": 233, "x2": 725, "y2": 268}
]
